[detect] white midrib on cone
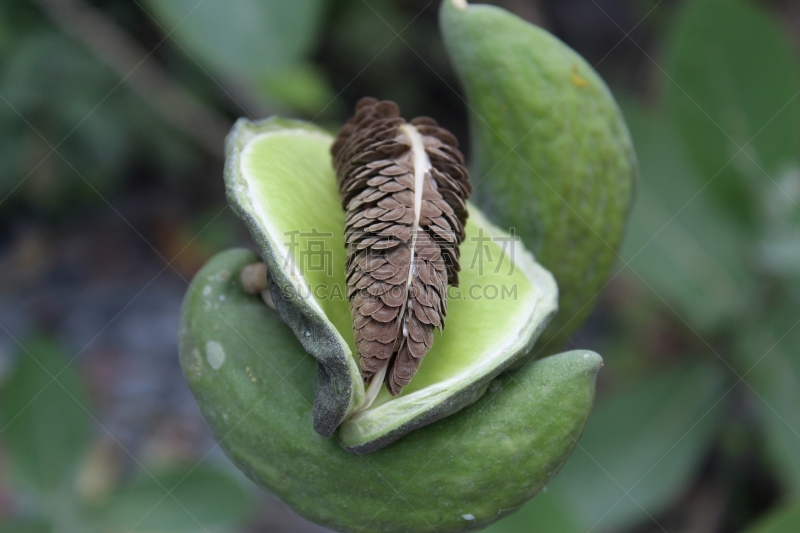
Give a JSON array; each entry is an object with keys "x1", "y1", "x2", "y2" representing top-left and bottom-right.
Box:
[{"x1": 359, "y1": 124, "x2": 432, "y2": 411}]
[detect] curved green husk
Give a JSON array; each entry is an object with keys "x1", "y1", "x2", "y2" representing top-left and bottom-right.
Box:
[
  {"x1": 179, "y1": 249, "x2": 602, "y2": 533},
  {"x1": 441, "y1": 0, "x2": 638, "y2": 343},
  {"x1": 224, "y1": 117, "x2": 559, "y2": 451},
  {"x1": 224, "y1": 116, "x2": 360, "y2": 437}
]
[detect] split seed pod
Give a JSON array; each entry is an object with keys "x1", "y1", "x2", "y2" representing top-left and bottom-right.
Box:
[{"x1": 331, "y1": 98, "x2": 471, "y2": 398}]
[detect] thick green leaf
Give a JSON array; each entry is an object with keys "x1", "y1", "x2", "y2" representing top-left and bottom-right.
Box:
[
  {"x1": 0, "y1": 337, "x2": 89, "y2": 493},
  {"x1": 101, "y1": 465, "x2": 251, "y2": 532},
  {"x1": 620, "y1": 101, "x2": 754, "y2": 329},
  {"x1": 485, "y1": 361, "x2": 726, "y2": 533},
  {"x1": 741, "y1": 503, "x2": 800, "y2": 533},
  {"x1": 666, "y1": 0, "x2": 800, "y2": 223},
  {"x1": 142, "y1": 0, "x2": 325, "y2": 89}
]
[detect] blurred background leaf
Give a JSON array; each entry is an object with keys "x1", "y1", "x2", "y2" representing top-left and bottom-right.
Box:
[
  {"x1": 742, "y1": 503, "x2": 800, "y2": 533},
  {"x1": 99, "y1": 465, "x2": 252, "y2": 532},
  {"x1": 485, "y1": 361, "x2": 727, "y2": 532},
  {"x1": 621, "y1": 101, "x2": 754, "y2": 331},
  {"x1": 665, "y1": 0, "x2": 800, "y2": 225},
  {"x1": 0, "y1": 337, "x2": 89, "y2": 494},
  {"x1": 736, "y1": 306, "x2": 800, "y2": 498},
  {"x1": 140, "y1": 0, "x2": 331, "y2": 111},
  {"x1": 0, "y1": 523, "x2": 53, "y2": 533},
  {"x1": 0, "y1": 2, "x2": 199, "y2": 213}
]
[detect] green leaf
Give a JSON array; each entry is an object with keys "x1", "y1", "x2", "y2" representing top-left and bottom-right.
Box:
[
  {"x1": 737, "y1": 307, "x2": 800, "y2": 496},
  {"x1": 0, "y1": 337, "x2": 90, "y2": 493},
  {"x1": 665, "y1": 0, "x2": 800, "y2": 223},
  {"x1": 0, "y1": 522, "x2": 53, "y2": 533},
  {"x1": 741, "y1": 502, "x2": 800, "y2": 533},
  {"x1": 620, "y1": 101, "x2": 754, "y2": 329},
  {"x1": 142, "y1": 0, "x2": 326, "y2": 88},
  {"x1": 260, "y1": 63, "x2": 339, "y2": 116},
  {"x1": 756, "y1": 164, "x2": 800, "y2": 280},
  {"x1": 101, "y1": 465, "x2": 251, "y2": 532},
  {"x1": 484, "y1": 492, "x2": 583, "y2": 533},
  {"x1": 485, "y1": 361, "x2": 727, "y2": 533}
]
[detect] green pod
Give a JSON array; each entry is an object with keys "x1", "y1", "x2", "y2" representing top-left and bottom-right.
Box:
[
  {"x1": 223, "y1": 117, "x2": 561, "y2": 452},
  {"x1": 441, "y1": 0, "x2": 637, "y2": 342},
  {"x1": 180, "y1": 248, "x2": 602, "y2": 533}
]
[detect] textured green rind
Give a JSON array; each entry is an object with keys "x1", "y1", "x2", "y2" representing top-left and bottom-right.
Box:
[
  {"x1": 224, "y1": 117, "x2": 357, "y2": 438},
  {"x1": 440, "y1": 0, "x2": 637, "y2": 343},
  {"x1": 179, "y1": 249, "x2": 601, "y2": 533}
]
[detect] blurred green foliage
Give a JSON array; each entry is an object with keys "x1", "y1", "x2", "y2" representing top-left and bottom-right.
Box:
[
  {"x1": 142, "y1": 0, "x2": 325, "y2": 77},
  {"x1": 1, "y1": 337, "x2": 89, "y2": 494},
  {"x1": 743, "y1": 503, "x2": 800, "y2": 533},
  {"x1": 487, "y1": 362, "x2": 729, "y2": 532},
  {"x1": 141, "y1": 0, "x2": 339, "y2": 113},
  {"x1": 666, "y1": 0, "x2": 800, "y2": 226},
  {"x1": 0, "y1": 2, "x2": 198, "y2": 212},
  {"x1": 0, "y1": 337, "x2": 252, "y2": 533}
]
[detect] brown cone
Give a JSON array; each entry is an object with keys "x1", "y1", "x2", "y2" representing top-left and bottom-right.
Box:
[{"x1": 332, "y1": 98, "x2": 471, "y2": 396}]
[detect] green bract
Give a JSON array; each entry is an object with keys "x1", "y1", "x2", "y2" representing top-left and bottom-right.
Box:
[
  {"x1": 180, "y1": 248, "x2": 601, "y2": 533},
  {"x1": 441, "y1": 0, "x2": 637, "y2": 342},
  {"x1": 224, "y1": 117, "x2": 557, "y2": 452}
]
